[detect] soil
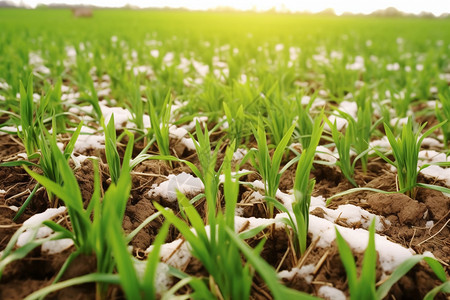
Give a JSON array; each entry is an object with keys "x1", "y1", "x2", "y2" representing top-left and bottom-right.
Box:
[{"x1": 0, "y1": 131, "x2": 449, "y2": 299}]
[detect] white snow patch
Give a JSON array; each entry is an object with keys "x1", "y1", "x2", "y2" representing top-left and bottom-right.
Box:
[
  {"x1": 309, "y1": 215, "x2": 414, "y2": 272},
  {"x1": 278, "y1": 264, "x2": 315, "y2": 283},
  {"x1": 17, "y1": 207, "x2": 66, "y2": 247},
  {"x1": 232, "y1": 148, "x2": 247, "y2": 162},
  {"x1": 42, "y1": 239, "x2": 74, "y2": 254},
  {"x1": 318, "y1": 286, "x2": 346, "y2": 300},
  {"x1": 318, "y1": 204, "x2": 388, "y2": 231},
  {"x1": 74, "y1": 126, "x2": 105, "y2": 152},
  {"x1": 316, "y1": 146, "x2": 337, "y2": 164},
  {"x1": 148, "y1": 172, "x2": 204, "y2": 202}
]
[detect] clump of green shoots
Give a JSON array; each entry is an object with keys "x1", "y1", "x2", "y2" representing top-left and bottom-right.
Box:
[
  {"x1": 1, "y1": 118, "x2": 83, "y2": 219},
  {"x1": 335, "y1": 219, "x2": 449, "y2": 300},
  {"x1": 17, "y1": 130, "x2": 134, "y2": 299},
  {"x1": 148, "y1": 90, "x2": 172, "y2": 165},
  {"x1": 155, "y1": 144, "x2": 257, "y2": 300},
  {"x1": 325, "y1": 117, "x2": 358, "y2": 187},
  {"x1": 223, "y1": 102, "x2": 246, "y2": 151},
  {"x1": 250, "y1": 117, "x2": 296, "y2": 218},
  {"x1": 352, "y1": 86, "x2": 382, "y2": 172},
  {"x1": 435, "y1": 90, "x2": 450, "y2": 148},
  {"x1": 268, "y1": 113, "x2": 323, "y2": 257},
  {"x1": 261, "y1": 82, "x2": 297, "y2": 146},
  {"x1": 155, "y1": 144, "x2": 318, "y2": 299},
  {"x1": 295, "y1": 91, "x2": 315, "y2": 150},
  {"x1": 375, "y1": 117, "x2": 449, "y2": 199}
]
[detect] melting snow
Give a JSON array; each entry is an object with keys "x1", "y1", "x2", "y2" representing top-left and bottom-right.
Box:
[{"x1": 148, "y1": 172, "x2": 204, "y2": 202}]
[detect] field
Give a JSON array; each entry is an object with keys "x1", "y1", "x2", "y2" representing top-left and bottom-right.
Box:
[{"x1": 0, "y1": 8, "x2": 449, "y2": 299}]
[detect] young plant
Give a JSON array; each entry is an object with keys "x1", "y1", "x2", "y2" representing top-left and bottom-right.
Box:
[
  {"x1": 148, "y1": 90, "x2": 172, "y2": 164},
  {"x1": 16, "y1": 74, "x2": 42, "y2": 157},
  {"x1": 375, "y1": 117, "x2": 448, "y2": 198},
  {"x1": 226, "y1": 227, "x2": 319, "y2": 300},
  {"x1": 266, "y1": 113, "x2": 323, "y2": 257},
  {"x1": 335, "y1": 219, "x2": 449, "y2": 300},
  {"x1": 325, "y1": 117, "x2": 358, "y2": 187},
  {"x1": 352, "y1": 89, "x2": 382, "y2": 172},
  {"x1": 262, "y1": 82, "x2": 297, "y2": 146},
  {"x1": 103, "y1": 114, "x2": 121, "y2": 185},
  {"x1": 126, "y1": 75, "x2": 146, "y2": 133},
  {"x1": 155, "y1": 145, "x2": 264, "y2": 300},
  {"x1": 223, "y1": 102, "x2": 246, "y2": 151},
  {"x1": 1, "y1": 120, "x2": 83, "y2": 219},
  {"x1": 435, "y1": 91, "x2": 450, "y2": 148},
  {"x1": 295, "y1": 92, "x2": 315, "y2": 149},
  {"x1": 20, "y1": 130, "x2": 135, "y2": 299},
  {"x1": 250, "y1": 117, "x2": 296, "y2": 218}
]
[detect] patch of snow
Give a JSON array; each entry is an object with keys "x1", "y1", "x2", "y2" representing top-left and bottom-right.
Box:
[
  {"x1": 169, "y1": 125, "x2": 188, "y2": 139},
  {"x1": 74, "y1": 126, "x2": 105, "y2": 152},
  {"x1": 420, "y1": 165, "x2": 450, "y2": 186},
  {"x1": 390, "y1": 117, "x2": 409, "y2": 127},
  {"x1": 41, "y1": 239, "x2": 74, "y2": 254},
  {"x1": 325, "y1": 114, "x2": 347, "y2": 131},
  {"x1": 232, "y1": 148, "x2": 247, "y2": 162},
  {"x1": 278, "y1": 264, "x2": 315, "y2": 283},
  {"x1": 309, "y1": 215, "x2": 414, "y2": 273},
  {"x1": 318, "y1": 204, "x2": 388, "y2": 231},
  {"x1": 316, "y1": 146, "x2": 337, "y2": 164},
  {"x1": 148, "y1": 172, "x2": 204, "y2": 202},
  {"x1": 17, "y1": 207, "x2": 66, "y2": 247},
  {"x1": 318, "y1": 286, "x2": 346, "y2": 300},
  {"x1": 8, "y1": 206, "x2": 19, "y2": 212}
]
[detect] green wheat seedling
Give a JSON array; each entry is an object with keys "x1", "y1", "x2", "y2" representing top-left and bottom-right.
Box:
[
  {"x1": 335, "y1": 220, "x2": 449, "y2": 300},
  {"x1": 103, "y1": 114, "x2": 121, "y2": 185},
  {"x1": 20, "y1": 130, "x2": 135, "y2": 299},
  {"x1": 18, "y1": 188, "x2": 171, "y2": 300},
  {"x1": 267, "y1": 113, "x2": 323, "y2": 257},
  {"x1": 16, "y1": 74, "x2": 42, "y2": 157},
  {"x1": 325, "y1": 117, "x2": 358, "y2": 187},
  {"x1": 223, "y1": 102, "x2": 246, "y2": 151},
  {"x1": 226, "y1": 227, "x2": 320, "y2": 300},
  {"x1": 295, "y1": 92, "x2": 315, "y2": 149},
  {"x1": 1, "y1": 120, "x2": 83, "y2": 220},
  {"x1": 436, "y1": 91, "x2": 450, "y2": 148},
  {"x1": 262, "y1": 82, "x2": 297, "y2": 146},
  {"x1": 126, "y1": 76, "x2": 146, "y2": 135},
  {"x1": 375, "y1": 117, "x2": 449, "y2": 199},
  {"x1": 250, "y1": 117, "x2": 296, "y2": 218},
  {"x1": 155, "y1": 145, "x2": 276, "y2": 299},
  {"x1": 148, "y1": 90, "x2": 172, "y2": 165},
  {"x1": 352, "y1": 89, "x2": 383, "y2": 172}
]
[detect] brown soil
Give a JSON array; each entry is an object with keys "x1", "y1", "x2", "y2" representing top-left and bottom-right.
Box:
[{"x1": 0, "y1": 134, "x2": 449, "y2": 299}]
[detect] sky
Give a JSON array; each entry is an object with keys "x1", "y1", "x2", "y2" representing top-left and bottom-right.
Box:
[{"x1": 11, "y1": 0, "x2": 450, "y2": 15}]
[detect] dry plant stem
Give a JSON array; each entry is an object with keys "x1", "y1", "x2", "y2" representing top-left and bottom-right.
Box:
[
  {"x1": 252, "y1": 282, "x2": 272, "y2": 299},
  {"x1": 313, "y1": 249, "x2": 330, "y2": 275},
  {"x1": 130, "y1": 171, "x2": 168, "y2": 179},
  {"x1": 417, "y1": 219, "x2": 450, "y2": 246},
  {"x1": 276, "y1": 247, "x2": 291, "y2": 272},
  {"x1": 295, "y1": 238, "x2": 319, "y2": 269}
]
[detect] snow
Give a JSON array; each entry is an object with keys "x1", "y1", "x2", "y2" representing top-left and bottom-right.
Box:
[
  {"x1": 41, "y1": 239, "x2": 74, "y2": 254},
  {"x1": 17, "y1": 207, "x2": 66, "y2": 247},
  {"x1": 316, "y1": 146, "x2": 337, "y2": 164},
  {"x1": 318, "y1": 204, "x2": 388, "y2": 231},
  {"x1": 278, "y1": 264, "x2": 315, "y2": 283},
  {"x1": 148, "y1": 172, "x2": 204, "y2": 202},
  {"x1": 232, "y1": 148, "x2": 247, "y2": 162},
  {"x1": 318, "y1": 286, "x2": 346, "y2": 300},
  {"x1": 74, "y1": 126, "x2": 105, "y2": 152},
  {"x1": 308, "y1": 215, "x2": 414, "y2": 273},
  {"x1": 418, "y1": 150, "x2": 450, "y2": 186}
]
